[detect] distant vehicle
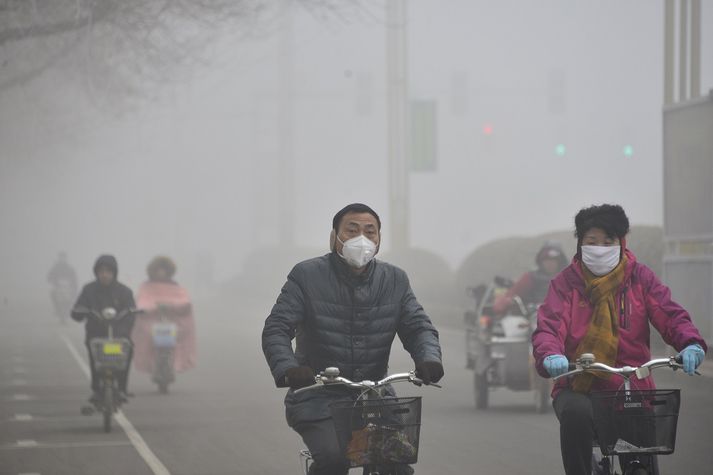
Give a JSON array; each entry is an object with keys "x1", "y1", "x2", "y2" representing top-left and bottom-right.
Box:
[{"x1": 464, "y1": 276, "x2": 551, "y2": 412}]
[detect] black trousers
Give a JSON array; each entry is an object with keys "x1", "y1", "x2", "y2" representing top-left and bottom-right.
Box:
[
  {"x1": 553, "y1": 389, "x2": 595, "y2": 475},
  {"x1": 86, "y1": 342, "x2": 133, "y2": 393},
  {"x1": 553, "y1": 389, "x2": 659, "y2": 475},
  {"x1": 294, "y1": 418, "x2": 414, "y2": 475}
]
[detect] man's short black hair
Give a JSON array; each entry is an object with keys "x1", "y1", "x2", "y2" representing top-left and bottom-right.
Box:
[
  {"x1": 575, "y1": 204, "x2": 630, "y2": 241},
  {"x1": 332, "y1": 203, "x2": 381, "y2": 231}
]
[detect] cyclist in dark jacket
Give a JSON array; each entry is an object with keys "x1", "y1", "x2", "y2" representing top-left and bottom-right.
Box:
[
  {"x1": 71, "y1": 255, "x2": 136, "y2": 401},
  {"x1": 262, "y1": 203, "x2": 443, "y2": 475}
]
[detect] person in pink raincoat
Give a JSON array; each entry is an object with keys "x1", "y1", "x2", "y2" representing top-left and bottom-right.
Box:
[
  {"x1": 132, "y1": 256, "x2": 197, "y2": 381},
  {"x1": 532, "y1": 204, "x2": 707, "y2": 475}
]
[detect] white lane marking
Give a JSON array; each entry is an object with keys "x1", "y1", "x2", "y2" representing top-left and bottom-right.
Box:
[
  {"x1": 12, "y1": 355, "x2": 24, "y2": 362},
  {"x1": 13, "y1": 368, "x2": 27, "y2": 375},
  {"x1": 11, "y1": 379, "x2": 28, "y2": 386},
  {"x1": 60, "y1": 333, "x2": 171, "y2": 475},
  {"x1": 114, "y1": 412, "x2": 171, "y2": 475},
  {"x1": 18, "y1": 472, "x2": 41, "y2": 475},
  {"x1": 12, "y1": 394, "x2": 32, "y2": 401},
  {"x1": 8, "y1": 414, "x2": 95, "y2": 424},
  {"x1": 1, "y1": 440, "x2": 132, "y2": 451},
  {"x1": 60, "y1": 335, "x2": 91, "y2": 379}
]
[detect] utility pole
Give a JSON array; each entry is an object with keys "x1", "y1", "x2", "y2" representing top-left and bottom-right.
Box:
[
  {"x1": 386, "y1": 0, "x2": 410, "y2": 249},
  {"x1": 277, "y1": 1, "x2": 296, "y2": 247}
]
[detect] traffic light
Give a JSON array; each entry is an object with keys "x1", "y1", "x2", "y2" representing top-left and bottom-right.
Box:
[
  {"x1": 482, "y1": 124, "x2": 494, "y2": 136},
  {"x1": 555, "y1": 143, "x2": 566, "y2": 157},
  {"x1": 623, "y1": 145, "x2": 634, "y2": 157}
]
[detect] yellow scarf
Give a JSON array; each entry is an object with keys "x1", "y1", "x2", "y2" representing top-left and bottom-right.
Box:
[{"x1": 571, "y1": 253, "x2": 628, "y2": 393}]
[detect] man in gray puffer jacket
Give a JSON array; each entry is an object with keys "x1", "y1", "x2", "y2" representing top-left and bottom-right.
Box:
[{"x1": 262, "y1": 203, "x2": 443, "y2": 475}]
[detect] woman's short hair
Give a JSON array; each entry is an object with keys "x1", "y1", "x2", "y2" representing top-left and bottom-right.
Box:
[{"x1": 575, "y1": 204, "x2": 630, "y2": 241}]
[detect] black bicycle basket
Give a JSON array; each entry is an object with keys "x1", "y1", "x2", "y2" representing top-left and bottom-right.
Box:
[
  {"x1": 591, "y1": 389, "x2": 681, "y2": 455},
  {"x1": 329, "y1": 396, "x2": 422, "y2": 467}
]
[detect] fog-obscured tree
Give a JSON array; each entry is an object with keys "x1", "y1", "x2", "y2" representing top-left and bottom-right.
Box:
[{"x1": 0, "y1": 0, "x2": 372, "y2": 101}]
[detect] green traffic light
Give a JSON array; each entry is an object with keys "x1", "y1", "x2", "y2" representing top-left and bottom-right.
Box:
[
  {"x1": 623, "y1": 145, "x2": 634, "y2": 157},
  {"x1": 555, "y1": 144, "x2": 566, "y2": 157}
]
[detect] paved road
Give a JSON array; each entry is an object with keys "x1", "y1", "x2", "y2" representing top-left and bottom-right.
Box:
[{"x1": 2, "y1": 300, "x2": 712, "y2": 474}]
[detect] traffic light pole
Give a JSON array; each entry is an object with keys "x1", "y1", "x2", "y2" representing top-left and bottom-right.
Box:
[{"x1": 386, "y1": 0, "x2": 410, "y2": 249}]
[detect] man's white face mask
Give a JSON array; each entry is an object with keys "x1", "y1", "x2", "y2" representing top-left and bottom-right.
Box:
[
  {"x1": 337, "y1": 234, "x2": 377, "y2": 268},
  {"x1": 581, "y1": 245, "x2": 621, "y2": 276}
]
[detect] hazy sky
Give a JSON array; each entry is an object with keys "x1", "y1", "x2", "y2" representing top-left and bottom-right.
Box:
[{"x1": 1, "y1": 0, "x2": 712, "y2": 296}]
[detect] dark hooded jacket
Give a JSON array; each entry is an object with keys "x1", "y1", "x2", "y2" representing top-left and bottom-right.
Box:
[
  {"x1": 262, "y1": 252, "x2": 442, "y2": 427},
  {"x1": 71, "y1": 255, "x2": 136, "y2": 341}
]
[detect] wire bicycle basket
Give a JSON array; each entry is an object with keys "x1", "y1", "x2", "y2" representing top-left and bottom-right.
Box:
[
  {"x1": 330, "y1": 396, "x2": 422, "y2": 467},
  {"x1": 590, "y1": 389, "x2": 681, "y2": 456}
]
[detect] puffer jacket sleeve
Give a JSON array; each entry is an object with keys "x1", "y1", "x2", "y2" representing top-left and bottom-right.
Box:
[
  {"x1": 396, "y1": 272, "x2": 442, "y2": 365},
  {"x1": 640, "y1": 264, "x2": 708, "y2": 353},
  {"x1": 532, "y1": 276, "x2": 571, "y2": 378},
  {"x1": 262, "y1": 265, "x2": 307, "y2": 387}
]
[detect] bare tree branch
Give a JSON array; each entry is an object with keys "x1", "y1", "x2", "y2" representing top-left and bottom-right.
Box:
[{"x1": 0, "y1": 0, "x2": 375, "y2": 102}]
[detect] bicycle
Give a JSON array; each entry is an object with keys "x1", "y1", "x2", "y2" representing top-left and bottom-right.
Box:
[
  {"x1": 295, "y1": 367, "x2": 440, "y2": 475},
  {"x1": 554, "y1": 353, "x2": 698, "y2": 475}
]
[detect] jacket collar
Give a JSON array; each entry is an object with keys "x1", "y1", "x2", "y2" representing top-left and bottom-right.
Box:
[{"x1": 329, "y1": 251, "x2": 375, "y2": 286}]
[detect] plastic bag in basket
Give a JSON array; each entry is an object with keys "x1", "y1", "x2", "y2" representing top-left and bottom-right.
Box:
[
  {"x1": 346, "y1": 424, "x2": 374, "y2": 465},
  {"x1": 380, "y1": 429, "x2": 417, "y2": 462},
  {"x1": 345, "y1": 423, "x2": 417, "y2": 465}
]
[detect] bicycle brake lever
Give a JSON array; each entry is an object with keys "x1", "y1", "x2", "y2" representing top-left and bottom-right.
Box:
[{"x1": 293, "y1": 382, "x2": 323, "y2": 394}]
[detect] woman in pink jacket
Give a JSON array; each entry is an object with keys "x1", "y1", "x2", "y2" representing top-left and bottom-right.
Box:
[
  {"x1": 532, "y1": 204, "x2": 706, "y2": 475},
  {"x1": 132, "y1": 257, "x2": 197, "y2": 382}
]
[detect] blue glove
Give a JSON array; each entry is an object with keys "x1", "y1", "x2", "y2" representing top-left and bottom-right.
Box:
[
  {"x1": 544, "y1": 354, "x2": 569, "y2": 378},
  {"x1": 679, "y1": 344, "x2": 705, "y2": 375}
]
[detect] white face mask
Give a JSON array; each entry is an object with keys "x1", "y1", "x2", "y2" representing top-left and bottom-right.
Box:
[
  {"x1": 337, "y1": 234, "x2": 377, "y2": 268},
  {"x1": 581, "y1": 245, "x2": 621, "y2": 276}
]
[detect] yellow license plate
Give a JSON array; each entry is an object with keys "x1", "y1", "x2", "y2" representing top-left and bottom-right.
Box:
[{"x1": 103, "y1": 343, "x2": 123, "y2": 355}]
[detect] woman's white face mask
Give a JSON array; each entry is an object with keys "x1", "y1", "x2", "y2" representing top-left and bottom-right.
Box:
[
  {"x1": 581, "y1": 245, "x2": 621, "y2": 276},
  {"x1": 337, "y1": 234, "x2": 377, "y2": 268}
]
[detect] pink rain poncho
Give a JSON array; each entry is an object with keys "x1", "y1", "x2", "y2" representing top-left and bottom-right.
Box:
[{"x1": 132, "y1": 281, "x2": 197, "y2": 373}]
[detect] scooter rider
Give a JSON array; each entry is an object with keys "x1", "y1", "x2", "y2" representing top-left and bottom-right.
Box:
[
  {"x1": 71, "y1": 255, "x2": 137, "y2": 403},
  {"x1": 262, "y1": 203, "x2": 443, "y2": 475},
  {"x1": 132, "y1": 256, "x2": 197, "y2": 380},
  {"x1": 47, "y1": 251, "x2": 78, "y2": 318},
  {"x1": 493, "y1": 241, "x2": 567, "y2": 315}
]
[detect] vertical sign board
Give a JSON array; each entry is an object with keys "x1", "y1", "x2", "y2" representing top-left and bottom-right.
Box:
[
  {"x1": 662, "y1": 93, "x2": 713, "y2": 342},
  {"x1": 410, "y1": 100, "x2": 437, "y2": 172}
]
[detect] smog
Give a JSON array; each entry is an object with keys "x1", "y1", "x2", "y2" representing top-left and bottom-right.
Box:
[{"x1": 1, "y1": 1, "x2": 712, "y2": 473}]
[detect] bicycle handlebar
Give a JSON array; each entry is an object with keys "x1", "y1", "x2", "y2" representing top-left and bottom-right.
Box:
[
  {"x1": 294, "y1": 368, "x2": 441, "y2": 395},
  {"x1": 72, "y1": 307, "x2": 144, "y2": 321},
  {"x1": 553, "y1": 353, "x2": 693, "y2": 381}
]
